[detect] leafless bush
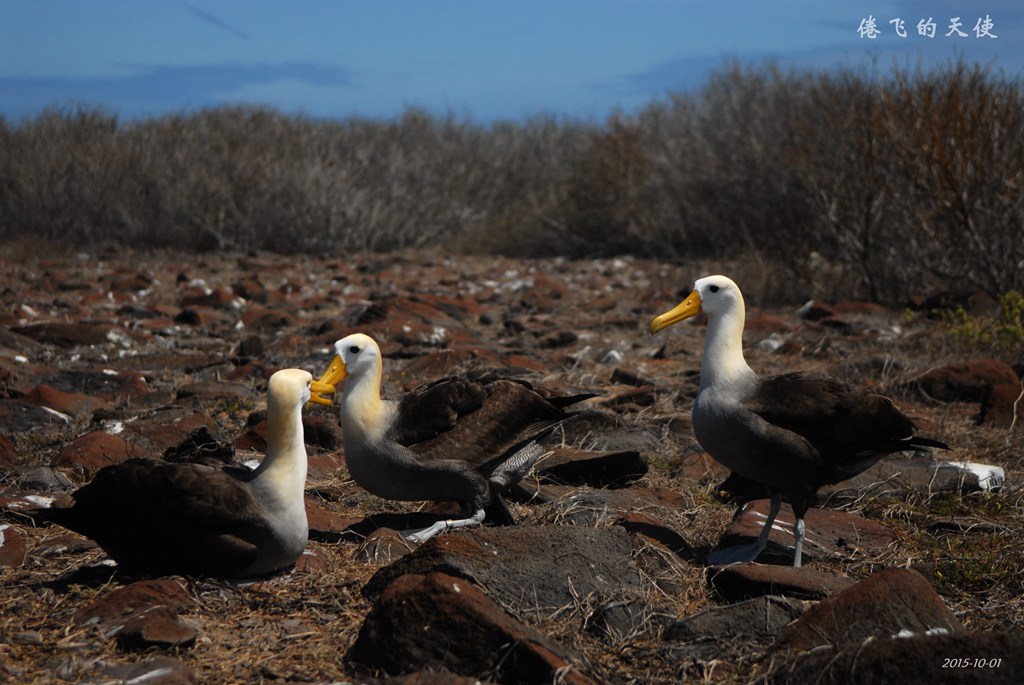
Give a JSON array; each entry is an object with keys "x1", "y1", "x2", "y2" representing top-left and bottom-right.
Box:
[{"x1": 1, "y1": 59, "x2": 1020, "y2": 302}]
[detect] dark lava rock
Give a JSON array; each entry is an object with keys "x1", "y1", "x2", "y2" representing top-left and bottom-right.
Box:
[
  {"x1": 120, "y1": 409, "x2": 220, "y2": 457},
  {"x1": 22, "y1": 384, "x2": 112, "y2": 420},
  {"x1": 618, "y1": 511, "x2": 696, "y2": 559},
  {"x1": 980, "y1": 381, "x2": 1023, "y2": 428},
  {"x1": 28, "y1": 532, "x2": 99, "y2": 559},
  {"x1": 666, "y1": 594, "x2": 805, "y2": 643},
  {"x1": 820, "y1": 455, "x2": 1005, "y2": 503},
  {"x1": 584, "y1": 599, "x2": 667, "y2": 642},
  {"x1": 355, "y1": 527, "x2": 417, "y2": 565},
  {"x1": 915, "y1": 359, "x2": 1021, "y2": 427},
  {"x1": 541, "y1": 487, "x2": 690, "y2": 530},
  {"x1": 774, "y1": 567, "x2": 963, "y2": 651},
  {"x1": 919, "y1": 359, "x2": 1017, "y2": 400},
  {"x1": 74, "y1": 579, "x2": 198, "y2": 652},
  {"x1": 16, "y1": 466, "x2": 74, "y2": 491},
  {"x1": 96, "y1": 656, "x2": 197, "y2": 685},
  {"x1": 74, "y1": 578, "x2": 195, "y2": 627},
  {"x1": 362, "y1": 526, "x2": 642, "y2": 619},
  {"x1": 52, "y1": 430, "x2": 134, "y2": 478},
  {"x1": 11, "y1": 322, "x2": 115, "y2": 347},
  {"x1": 0, "y1": 523, "x2": 28, "y2": 567},
  {"x1": 30, "y1": 367, "x2": 149, "y2": 402},
  {"x1": 708, "y1": 563, "x2": 857, "y2": 601},
  {"x1": 348, "y1": 571, "x2": 598, "y2": 685},
  {"x1": 535, "y1": 447, "x2": 648, "y2": 488},
  {"x1": 163, "y1": 426, "x2": 236, "y2": 466},
  {"x1": 116, "y1": 605, "x2": 198, "y2": 651},
  {"x1": 662, "y1": 595, "x2": 806, "y2": 661},
  {"x1": 0, "y1": 398, "x2": 73, "y2": 441},
  {"x1": 715, "y1": 498, "x2": 896, "y2": 565}
]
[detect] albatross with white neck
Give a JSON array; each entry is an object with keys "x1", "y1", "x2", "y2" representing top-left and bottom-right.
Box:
[
  {"x1": 313, "y1": 333, "x2": 591, "y2": 543},
  {"x1": 38, "y1": 369, "x2": 335, "y2": 577},
  {"x1": 650, "y1": 275, "x2": 948, "y2": 567}
]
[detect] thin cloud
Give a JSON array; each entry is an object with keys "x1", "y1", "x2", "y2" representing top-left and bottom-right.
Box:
[{"x1": 0, "y1": 62, "x2": 356, "y2": 118}]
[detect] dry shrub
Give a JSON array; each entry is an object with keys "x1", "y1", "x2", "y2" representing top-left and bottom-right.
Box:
[{"x1": 1, "y1": 59, "x2": 1021, "y2": 303}]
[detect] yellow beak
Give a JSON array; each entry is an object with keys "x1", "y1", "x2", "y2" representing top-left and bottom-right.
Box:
[
  {"x1": 309, "y1": 355, "x2": 348, "y2": 407},
  {"x1": 650, "y1": 289, "x2": 703, "y2": 335},
  {"x1": 307, "y1": 379, "x2": 336, "y2": 407}
]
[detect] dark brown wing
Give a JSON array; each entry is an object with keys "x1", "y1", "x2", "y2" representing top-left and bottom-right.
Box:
[
  {"x1": 389, "y1": 376, "x2": 487, "y2": 445},
  {"x1": 41, "y1": 458, "x2": 267, "y2": 575},
  {"x1": 407, "y1": 378, "x2": 571, "y2": 468},
  {"x1": 745, "y1": 373, "x2": 946, "y2": 482}
]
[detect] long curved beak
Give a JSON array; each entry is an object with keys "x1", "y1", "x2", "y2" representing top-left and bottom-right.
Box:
[
  {"x1": 310, "y1": 355, "x2": 348, "y2": 407},
  {"x1": 650, "y1": 289, "x2": 702, "y2": 335},
  {"x1": 307, "y1": 379, "x2": 336, "y2": 407}
]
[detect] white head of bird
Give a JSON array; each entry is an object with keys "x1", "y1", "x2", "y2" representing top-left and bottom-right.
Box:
[
  {"x1": 317, "y1": 333, "x2": 389, "y2": 442},
  {"x1": 650, "y1": 275, "x2": 754, "y2": 390},
  {"x1": 259, "y1": 368, "x2": 329, "y2": 496}
]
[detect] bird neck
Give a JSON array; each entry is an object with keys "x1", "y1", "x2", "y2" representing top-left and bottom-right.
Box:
[
  {"x1": 701, "y1": 304, "x2": 755, "y2": 390},
  {"x1": 257, "y1": 401, "x2": 308, "y2": 500},
  {"x1": 341, "y1": 364, "x2": 389, "y2": 444}
]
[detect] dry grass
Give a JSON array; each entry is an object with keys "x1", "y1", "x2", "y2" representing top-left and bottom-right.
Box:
[{"x1": 1, "y1": 250, "x2": 1022, "y2": 683}]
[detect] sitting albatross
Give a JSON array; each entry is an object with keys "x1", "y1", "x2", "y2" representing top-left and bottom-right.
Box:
[
  {"x1": 37, "y1": 369, "x2": 335, "y2": 577},
  {"x1": 313, "y1": 333, "x2": 590, "y2": 543},
  {"x1": 650, "y1": 275, "x2": 947, "y2": 567}
]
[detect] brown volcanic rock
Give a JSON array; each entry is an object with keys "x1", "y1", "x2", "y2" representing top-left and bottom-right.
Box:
[
  {"x1": 774, "y1": 567, "x2": 963, "y2": 651},
  {"x1": 362, "y1": 526, "x2": 642, "y2": 615},
  {"x1": 916, "y1": 359, "x2": 1018, "y2": 397},
  {"x1": 715, "y1": 498, "x2": 896, "y2": 565},
  {"x1": 534, "y1": 447, "x2": 648, "y2": 488},
  {"x1": 119, "y1": 409, "x2": 221, "y2": 457},
  {"x1": 0, "y1": 523, "x2": 28, "y2": 567},
  {"x1": 820, "y1": 455, "x2": 1005, "y2": 503},
  {"x1": 116, "y1": 606, "x2": 198, "y2": 651},
  {"x1": 0, "y1": 398, "x2": 74, "y2": 440},
  {"x1": 53, "y1": 429, "x2": 135, "y2": 477},
  {"x1": 10, "y1": 321, "x2": 116, "y2": 347},
  {"x1": 618, "y1": 511, "x2": 696, "y2": 559},
  {"x1": 349, "y1": 571, "x2": 597, "y2": 684},
  {"x1": 23, "y1": 384, "x2": 112, "y2": 420},
  {"x1": 178, "y1": 286, "x2": 236, "y2": 309},
  {"x1": 74, "y1": 578, "x2": 195, "y2": 627},
  {"x1": 28, "y1": 367, "x2": 150, "y2": 403},
  {"x1": 75, "y1": 579, "x2": 198, "y2": 653},
  {"x1": 662, "y1": 595, "x2": 806, "y2": 662},
  {"x1": 241, "y1": 303, "x2": 296, "y2": 329},
  {"x1": 708, "y1": 563, "x2": 857, "y2": 601},
  {"x1": 96, "y1": 657, "x2": 197, "y2": 685},
  {"x1": 981, "y1": 380, "x2": 1022, "y2": 428}
]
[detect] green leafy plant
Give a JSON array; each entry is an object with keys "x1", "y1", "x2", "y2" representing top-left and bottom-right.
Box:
[{"x1": 943, "y1": 291, "x2": 1024, "y2": 353}]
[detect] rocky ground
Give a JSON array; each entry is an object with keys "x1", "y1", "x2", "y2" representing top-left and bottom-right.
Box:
[{"x1": 1, "y1": 249, "x2": 1022, "y2": 684}]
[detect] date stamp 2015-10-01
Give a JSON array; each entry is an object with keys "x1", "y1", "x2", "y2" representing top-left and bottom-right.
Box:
[{"x1": 941, "y1": 658, "x2": 1003, "y2": 669}]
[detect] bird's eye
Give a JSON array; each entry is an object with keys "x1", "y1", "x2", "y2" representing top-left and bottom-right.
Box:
[
  {"x1": 349, "y1": 345, "x2": 360, "y2": 354},
  {"x1": 709, "y1": 285, "x2": 720, "y2": 293}
]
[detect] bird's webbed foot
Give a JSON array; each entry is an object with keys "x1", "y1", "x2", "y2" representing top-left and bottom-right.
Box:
[{"x1": 401, "y1": 507, "x2": 486, "y2": 544}]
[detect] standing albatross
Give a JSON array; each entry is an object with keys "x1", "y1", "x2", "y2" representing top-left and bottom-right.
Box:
[
  {"x1": 650, "y1": 275, "x2": 947, "y2": 567},
  {"x1": 313, "y1": 333, "x2": 590, "y2": 543},
  {"x1": 37, "y1": 369, "x2": 335, "y2": 577}
]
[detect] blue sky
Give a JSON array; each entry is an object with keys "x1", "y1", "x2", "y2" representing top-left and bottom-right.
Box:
[{"x1": 2, "y1": 1, "x2": 1022, "y2": 123}]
